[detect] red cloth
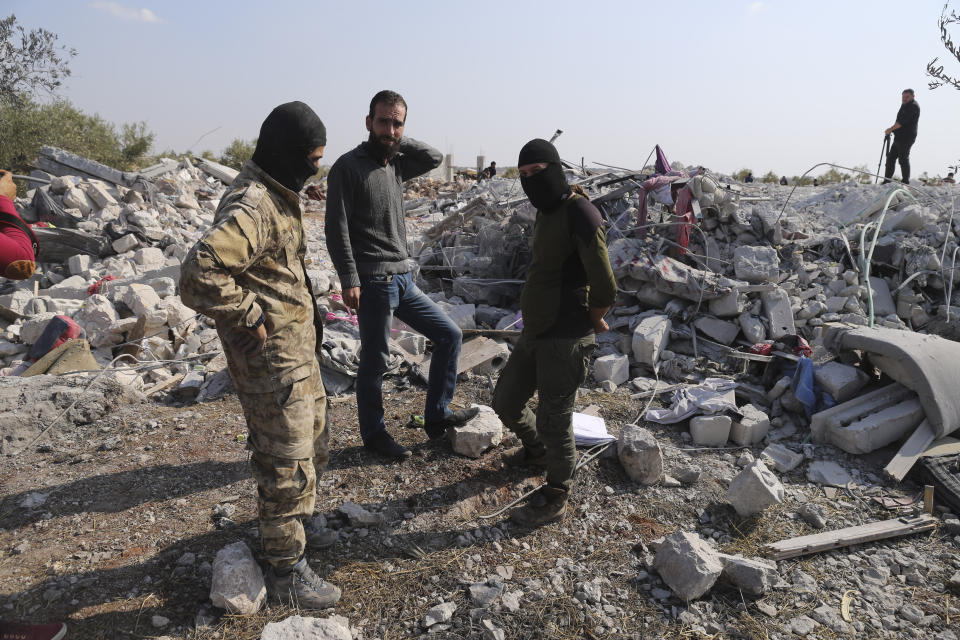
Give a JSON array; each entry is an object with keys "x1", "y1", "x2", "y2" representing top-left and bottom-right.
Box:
[
  {"x1": 87, "y1": 274, "x2": 117, "y2": 296},
  {"x1": 750, "y1": 343, "x2": 774, "y2": 355},
  {"x1": 0, "y1": 195, "x2": 35, "y2": 271}
]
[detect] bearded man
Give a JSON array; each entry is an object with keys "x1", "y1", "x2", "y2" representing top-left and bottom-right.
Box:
[{"x1": 325, "y1": 90, "x2": 476, "y2": 459}]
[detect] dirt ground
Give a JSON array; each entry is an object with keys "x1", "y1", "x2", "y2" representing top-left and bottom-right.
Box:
[{"x1": 2, "y1": 369, "x2": 960, "y2": 639}]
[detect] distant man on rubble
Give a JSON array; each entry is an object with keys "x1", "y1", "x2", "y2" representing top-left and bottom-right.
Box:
[
  {"x1": 491, "y1": 138, "x2": 617, "y2": 527},
  {"x1": 883, "y1": 89, "x2": 920, "y2": 185},
  {"x1": 180, "y1": 102, "x2": 341, "y2": 610},
  {"x1": 481, "y1": 161, "x2": 497, "y2": 180},
  {"x1": 325, "y1": 90, "x2": 477, "y2": 459}
]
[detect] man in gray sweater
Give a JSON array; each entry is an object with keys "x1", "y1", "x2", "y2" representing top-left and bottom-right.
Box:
[{"x1": 326, "y1": 90, "x2": 477, "y2": 459}]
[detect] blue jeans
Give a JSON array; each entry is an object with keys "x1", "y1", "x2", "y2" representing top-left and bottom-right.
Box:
[{"x1": 356, "y1": 272, "x2": 462, "y2": 441}]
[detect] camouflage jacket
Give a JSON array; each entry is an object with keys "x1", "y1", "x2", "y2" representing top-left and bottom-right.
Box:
[{"x1": 180, "y1": 161, "x2": 321, "y2": 394}]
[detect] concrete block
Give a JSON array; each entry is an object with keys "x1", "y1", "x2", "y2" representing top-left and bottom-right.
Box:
[
  {"x1": 760, "y1": 443, "x2": 803, "y2": 472},
  {"x1": 810, "y1": 383, "x2": 911, "y2": 444},
  {"x1": 632, "y1": 314, "x2": 671, "y2": 366},
  {"x1": 807, "y1": 460, "x2": 852, "y2": 487},
  {"x1": 75, "y1": 294, "x2": 120, "y2": 348},
  {"x1": 593, "y1": 353, "x2": 629, "y2": 386},
  {"x1": 133, "y1": 247, "x2": 166, "y2": 271},
  {"x1": 82, "y1": 181, "x2": 117, "y2": 208},
  {"x1": 617, "y1": 424, "x2": 663, "y2": 485},
  {"x1": 733, "y1": 245, "x2": 779, "y2": 283},
  {"x1": 111, "y1": 233, "x2": 140, "y2": 254},
  {"x1": 730, "y1": 403, "x2": 770, "y2": 445},
  {"x1": 738, "y1": 312, "x2": 765, "y2": 343},
  {"x1": 708, "y1": 290, "x2": 743, "y2": 318},
  {"x1": 652, "y1": 531, "x2": 723, "y2": 601},
  {"x1": 833, "y1": 397, "x2": 924, "y2": 454},
  {"x1": 122, "y1": 283, "x2": 167, "y2": 328},
  {"x1": 813, "y1": 361, "x2": 869, "y2": 403},
  {"x1": 67, "y1": 254, "x2": 91, "y2": 276},
  {"x1": 867, "y1": 277, "x2": 897, "y2": 318},
  {"x1": 689, "y1": 415, "x2": 732, "y2": 446},
  {"x1": 727, "y1": 460, "x2": 784, "y2": 517},
  {"x1": 62, "y1": 186, "x2": 94, "y2": 215},
  {"x1": 159, "y1": 296, "x2": 196, "y2": 328},
  {"x1": 694, "y1": 316, "x2": 740, "y2": 345},
  {"x1": 761, "y1": 288, "x2": 795, "y2": 340},
  {"x1": 449, "y1": 405, "x2": 502, "y2": 458},
  {"x1": 148, "y1": 277, "x2": 177, "y2": 299}
]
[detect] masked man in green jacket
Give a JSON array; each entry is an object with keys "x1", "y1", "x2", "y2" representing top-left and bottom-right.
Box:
[
  {"x1": 180, "y1": 102, "x2": 340, "y2": 609},
  {"x1": 492, "y1": 138, "x2": 617, "y2": 526}
]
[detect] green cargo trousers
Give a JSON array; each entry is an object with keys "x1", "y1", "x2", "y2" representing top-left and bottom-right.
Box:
[{"x1": 492, "y1": 334, "x2": 595, "y2": 490}]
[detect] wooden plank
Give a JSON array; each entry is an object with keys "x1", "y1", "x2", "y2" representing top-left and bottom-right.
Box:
[
  {"x1": 764, "y1": 514, "x2": 937, "y2": 560},
  {"x1": 924, "y1": 486, "x2": 935, "y2": 515},
  {"x1": 884, "y1": 420, "x2": 936, "y2": 482},
  {"x1": 141, "y1": 373, "x2": 184, "y2": 397}
]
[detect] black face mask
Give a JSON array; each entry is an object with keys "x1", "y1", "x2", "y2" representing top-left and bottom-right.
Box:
[
  {"x1": 252, "y1": 101, "x2": 326, "y2": 193},
  {"x1": 520, "y1": 163, "x2": 569, "y2": 212}
]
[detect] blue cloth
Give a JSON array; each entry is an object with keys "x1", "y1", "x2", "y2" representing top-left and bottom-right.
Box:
[
  {"x1": 356, "y1": 272, "x2": 462, "y2": 440},
  {"x1": 788, "y1": 356, "x2": 835, "y2": 418}
]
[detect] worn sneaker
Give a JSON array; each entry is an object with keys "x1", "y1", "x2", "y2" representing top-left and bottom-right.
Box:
[
  {"x1": 266, "y1": 557, "x2": 341, "y2": 609},
  {"x1": 0, "y1": 621, "x2": 67, "y2": 640},
  {"x1": 304, "y1": 519, "x2": 338, "y2": 550},
  {"x1": 422, "y1": 406, "x2": 481, "y2": 439},
  {"x1": 363, "y1": 430, "x2": 411, "y2": 459},
  {"x1": 510, "y1": 485, "x2": 569, "y2": 527}
]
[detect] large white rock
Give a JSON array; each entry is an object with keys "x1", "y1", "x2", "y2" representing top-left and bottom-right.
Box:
[
  {"x1": 449, "y1": 405, "x2": 502, "y2": 458},
  {"x1": 738, "y1": 312, "x2": 765, "y2": 344},
  {"x1": 617, "y1": 424, "x2": 663, "y2": 485},
  {"x1": 209, "y1": 541, "x2": 265, "y2": 614},
  {"x1": 760, "y1": 443, "x2": 803, "y2": 472},
  {"x1": 726, "y1": 460, "x2": 784, "y2": 517},
  {"x1": 75, "y1": 294, "x2": 119, "y2": 348},
  {"x1": 652, "y1": 531, "x2": 724, "y2": 601},
  {"x1": 133, "y1": 247, "x2": 166, "y2": 271},
  {"x1": 733, "y1": 245, "x2": 779, "y2": 283},
  {"x1": 729, "y1": 403, "x2": 770, "y2": 446},
  {"x1": 148, "y1": 277, "x2": 177, "y2": 299},
  {"x1": 260, "y1": 615, "x2": 352, "y2": 640},
  {"x1": 761, "y1": 288, "x2": 796, "y2": 340},
  {"x1": 693, "y1": 317, "x2": 740, "y2": 345},
  {"x1": 112, "y1": 233, "x2": 140, "y2": 254},
  {"x1": 122, "y1": 283, "x2": 167, "y2": 328},
  {"x1": 632, "y1": 314, "x2": 671, "y2": 366},
  {"x1": 159, "y1": 296, "x2": 195, "y2": 328},
  {"x1": 67, "y1": 254, "x2": 92, "y2": 276},
  {"x1": 62, "y1": 186, "x2": 94, "y2": 215},
  {"x1": 593, "y1": 353, "x2": 629, "y2": 386}
]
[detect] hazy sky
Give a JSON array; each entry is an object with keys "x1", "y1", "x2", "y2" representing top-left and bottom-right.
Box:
[{"x1": 7, "y1": 0, "x2": 960, "y2": 177}]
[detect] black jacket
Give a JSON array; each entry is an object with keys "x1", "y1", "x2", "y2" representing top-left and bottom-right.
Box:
[{"x1": 895, "y1": 100, "x2": 920, "y2": 141}]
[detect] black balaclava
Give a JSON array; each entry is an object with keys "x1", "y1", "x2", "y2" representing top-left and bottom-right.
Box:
[
  {"x1": 252, "y1": 101, "x2": 326, "y2": 193},
  {"x1": 518, "y1": 138, "x2": 569, "y2": 212}
]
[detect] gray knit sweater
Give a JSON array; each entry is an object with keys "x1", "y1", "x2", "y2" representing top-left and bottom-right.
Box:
[{"x1": 325, "y1": 138, "x2": 442, "y2": 289}]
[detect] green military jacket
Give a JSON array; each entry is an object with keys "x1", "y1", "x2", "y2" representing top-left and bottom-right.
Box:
[{"x1": 180, "y1": 161, "x2": 320, "y2": 394}]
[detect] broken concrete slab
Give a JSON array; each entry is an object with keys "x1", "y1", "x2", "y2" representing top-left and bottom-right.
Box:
[
  {"x1": 733, "y1": 245, "x2": 779, "y2": 283},
  {"x1": 652, "y1": 531, "x2": 724, "y2": 601},
  {"x1": 718, "y1": 554, "x2": 780, "y2": 596},
  {"x1": 693, "y1": 316, "x2": 740, "y2": 345},
  {"x1": 617, "y1": 424, "x2": 663, "y2": 485},
  {"x1": 727, "y1": 459, "x2": 784, "y2": 517},
  {"x1": 824, "y1": 324, "x2": 960, "y2": 439},
  {"x1": 807, "y1": 460, "x2": 853, "y2": 487},
  {"x1": 813, "y1": 361, "x2": 869, "y2": 403}
]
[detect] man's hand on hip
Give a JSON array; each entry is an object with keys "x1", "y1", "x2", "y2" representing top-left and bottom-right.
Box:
[
  {"x1": 589, "y1": 306, "x2": 611, "y2": 334},
  {"x1": 343, "y1": 287, "x2": 361, "y2": 311},
  {"x1": 231, "y1": 324, "x2": 267, "y2": 356}
]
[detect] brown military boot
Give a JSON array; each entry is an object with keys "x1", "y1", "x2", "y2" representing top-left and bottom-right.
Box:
[
  {"x1": 502, "y1": 445, "x2": 547, "y2": 469},
  {"x1": 510, "y1": 485, "x2": 568, "y2": 526},
  {"x1": 265, "y1": 557, "x2": 341, "y2": 609}
]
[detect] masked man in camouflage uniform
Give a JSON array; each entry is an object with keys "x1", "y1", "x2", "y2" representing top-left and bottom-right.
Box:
[{"x1": 180, "y1": 102, "x2": 340, "y2": 609}]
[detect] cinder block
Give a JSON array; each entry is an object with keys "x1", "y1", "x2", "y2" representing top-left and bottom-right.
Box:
[
  {"x1": 730, "y1": 403, "x2": 770, "y2": 445},
  {"x1": 593, "y1": 353, "x2": 630, "y2": 386},
  {"x1": 632, "y1": 314, "x2": 671, "y2": 366},
  {"x1": 689, "y1": 415, "x2": 732, "y2": 446},
  {"x1": 813, "y1": 361, "x2": 869, "y2": 403},
  {"x1": 761, "y1": 288, "x2": 795, "y2": 339}
]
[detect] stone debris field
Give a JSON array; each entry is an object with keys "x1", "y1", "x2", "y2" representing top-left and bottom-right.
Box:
[{"x1": 1, "y1": 146, "x2": 960, "y2": 639}]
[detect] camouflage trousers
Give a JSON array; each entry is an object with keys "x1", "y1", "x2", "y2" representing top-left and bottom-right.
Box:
[
  {"x1": 491, "y1": 334, "x2": 595, "y2": 490},
  {"x1": 236, "y1": 360, "x2": 328, "y2": 569}
]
